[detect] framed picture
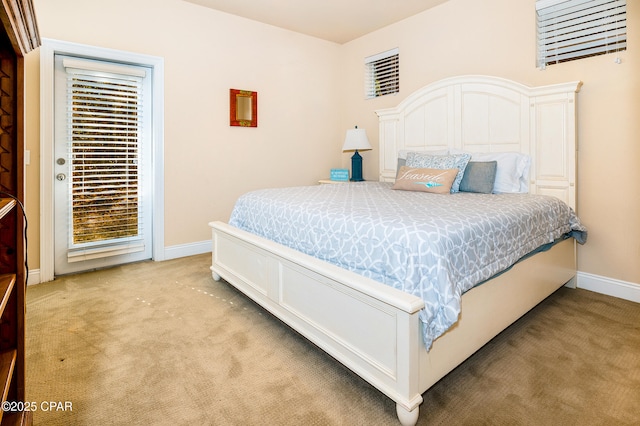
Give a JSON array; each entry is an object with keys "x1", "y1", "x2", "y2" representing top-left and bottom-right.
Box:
[{"x1": 230, "y1": 89, "x2": 257, "y2": 127}]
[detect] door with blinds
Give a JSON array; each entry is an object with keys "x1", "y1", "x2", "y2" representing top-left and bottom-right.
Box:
[{"x1": 53, "y1": 55, "x2": 153, "y2": 275}]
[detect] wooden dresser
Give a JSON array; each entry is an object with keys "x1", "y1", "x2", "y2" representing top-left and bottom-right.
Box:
[{"x1": 0, "y1": 1, "x2": 39, "y2": 424}]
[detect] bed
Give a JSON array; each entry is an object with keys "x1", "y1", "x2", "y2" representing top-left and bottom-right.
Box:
[{"x1": 209, "y1": 75, "x2": 583, "y2": 425}]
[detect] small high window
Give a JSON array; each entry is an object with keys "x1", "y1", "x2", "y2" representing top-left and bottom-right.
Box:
[
  {"x1": 364, "y1": 48, "x2": 399, "y2": 99},
  {"x1": 537, "y1": 0, "x2": 627, "y2": 68}
]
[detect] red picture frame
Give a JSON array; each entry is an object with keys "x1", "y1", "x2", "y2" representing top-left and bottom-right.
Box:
[{"x1": 230, "y1": 89, "x2": 257, "y2": 127}]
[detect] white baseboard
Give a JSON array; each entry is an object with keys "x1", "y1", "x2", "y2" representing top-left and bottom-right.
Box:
[
  {"x1": 27, "y1": 240, "x2": 212, "y2": 285},
  {"x1": 27, "y1": 269, "x2": 40, "y2": 286},
  {"x1": 162, "y1": 240, "x2": 211, "y2": 260},
  {"x1": 577, "y1": 271, "x2": 640, "y2": 303}
]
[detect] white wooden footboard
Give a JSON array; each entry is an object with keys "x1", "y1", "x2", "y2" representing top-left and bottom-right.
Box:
[{"x1": 209, "y1": 221, "x2": 425, "y2": 425}]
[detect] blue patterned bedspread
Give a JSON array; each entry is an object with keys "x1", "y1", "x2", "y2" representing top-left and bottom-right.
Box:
[{"x1": 228, "y1": 182, "x2": 587, "y2": 349}]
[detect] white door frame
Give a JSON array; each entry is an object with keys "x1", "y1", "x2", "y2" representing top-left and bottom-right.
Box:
[{"x1": 40, "y1": 38, "x2": 165, "y2": 282}]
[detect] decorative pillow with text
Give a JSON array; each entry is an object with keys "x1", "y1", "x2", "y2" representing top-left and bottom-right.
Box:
[
  {"x1": 392, "y1": 166, "x2": 458, "y2": 194},
  {"x1": 405, "y1": 152, "x2": 471, "y2": 193}
]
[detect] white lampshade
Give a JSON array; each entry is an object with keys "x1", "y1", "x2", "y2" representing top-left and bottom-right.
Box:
[{"x1": 342, "y1": 126, "x2": 372, "y2": 151}]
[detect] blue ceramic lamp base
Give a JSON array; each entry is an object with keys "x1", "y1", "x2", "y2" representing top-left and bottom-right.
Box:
[{"x1": 350, "y1": 150, "x2": 364, "y2": 182}]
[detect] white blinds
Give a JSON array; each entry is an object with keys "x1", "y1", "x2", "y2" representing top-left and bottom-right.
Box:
[
  {"x1": 64, "y1": 61, "x2": 145, "y2": 248},
  {"x1": 364, "y1": 48, "x2": 399, "y2": 99},
  {"x1": 537, "y1": 0, "x2": 627, "y2": 68}
]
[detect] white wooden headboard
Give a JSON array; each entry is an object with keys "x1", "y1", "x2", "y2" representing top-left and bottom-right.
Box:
[{"x1": 376, "y1": 75, "x2": 582, "y2": 210}]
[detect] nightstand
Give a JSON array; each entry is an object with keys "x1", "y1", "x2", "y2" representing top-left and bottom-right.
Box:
[{"x1": 318, "y1": 179, "x2": 350, "y2": 184}]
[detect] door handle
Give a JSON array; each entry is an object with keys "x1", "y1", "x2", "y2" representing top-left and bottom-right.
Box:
[{"x1": 56, "y1": 173, "x2": 66, "y2": 181}]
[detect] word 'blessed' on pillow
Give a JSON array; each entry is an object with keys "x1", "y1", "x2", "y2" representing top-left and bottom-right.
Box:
[{"x1": 392, "y1": 166, "x2": 458, "y2": 194}]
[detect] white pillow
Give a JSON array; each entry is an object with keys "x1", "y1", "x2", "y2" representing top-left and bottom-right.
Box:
[
  {"x1": 471, "y1": 152, "x2": 531, "y2": 193},
  {"x1": 451, "y1": 150, "x2": 531, "y2": 193}
]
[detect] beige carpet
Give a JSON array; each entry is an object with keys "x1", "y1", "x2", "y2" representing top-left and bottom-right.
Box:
[{"x1": 25, "y1": 254, "x2": 640, "y2": 425}]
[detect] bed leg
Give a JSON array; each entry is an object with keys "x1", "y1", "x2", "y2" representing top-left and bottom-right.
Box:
[
  {"x1": 396, "y1": 403, "x2": 419, "y2": 426},
  {"x1": 210, "y1": 268, "x2": 221, "y2": 281},
  {"x1": 564, "y1": 275, "x2": 577, "y2": 288}
]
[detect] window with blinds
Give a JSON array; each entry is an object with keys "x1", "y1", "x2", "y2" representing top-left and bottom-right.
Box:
[
  {"x1": 64, "y1": 61, "x2": 145, "y2": 248},
  {"x1": 536, "y1": 0, "x2": 627, "y2": 68},
  {"x1": 365, "y1": 48, "x2": 399, "y2": 99}
]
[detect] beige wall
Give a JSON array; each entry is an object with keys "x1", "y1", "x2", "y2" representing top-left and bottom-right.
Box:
[
  {"x1": 340, "y1": 0, "x2": 640, "y2": 288},
  {"x1": 25, "y1": 0, "x2": 639, "y2": 291},
  {"x1": 26, "y1": 0, "x2": 343, "y2": 269}
]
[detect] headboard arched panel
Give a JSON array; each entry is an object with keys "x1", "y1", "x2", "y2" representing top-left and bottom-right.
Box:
[{"x1": 376, "y1": 75, "x2": 582, "y2": 210}]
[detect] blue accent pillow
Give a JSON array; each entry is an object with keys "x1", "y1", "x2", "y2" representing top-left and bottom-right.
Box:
[
  {"x1": 405, "y1": 152, "x2": 471, "y2": 193},
  {"x1": 459, "y1": 161, "x2": 498, "y2": 194}
]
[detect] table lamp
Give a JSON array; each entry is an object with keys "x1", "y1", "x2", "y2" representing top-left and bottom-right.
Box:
[{"x1": 342, "y1": 126, "x2": 372, "y2": 182}]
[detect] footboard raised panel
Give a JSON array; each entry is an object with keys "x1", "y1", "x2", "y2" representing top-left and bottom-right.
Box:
[
  {"x1": 210, "y1": 221, "x2": 425, "y2": 415},
  {"x1": 213, "y1": 227, "x2": 271, "y2": 297},
  {"x1": 278, "y1": 262, "x2": 399, "y2": 378}
]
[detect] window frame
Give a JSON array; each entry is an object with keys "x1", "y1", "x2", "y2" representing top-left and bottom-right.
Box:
[
  {"x1": 364, "y1": 48, "x2": 400, "y2": 99},
  {"x1": 536, "y1": 0, "x2": 627, "y2": 68}
]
